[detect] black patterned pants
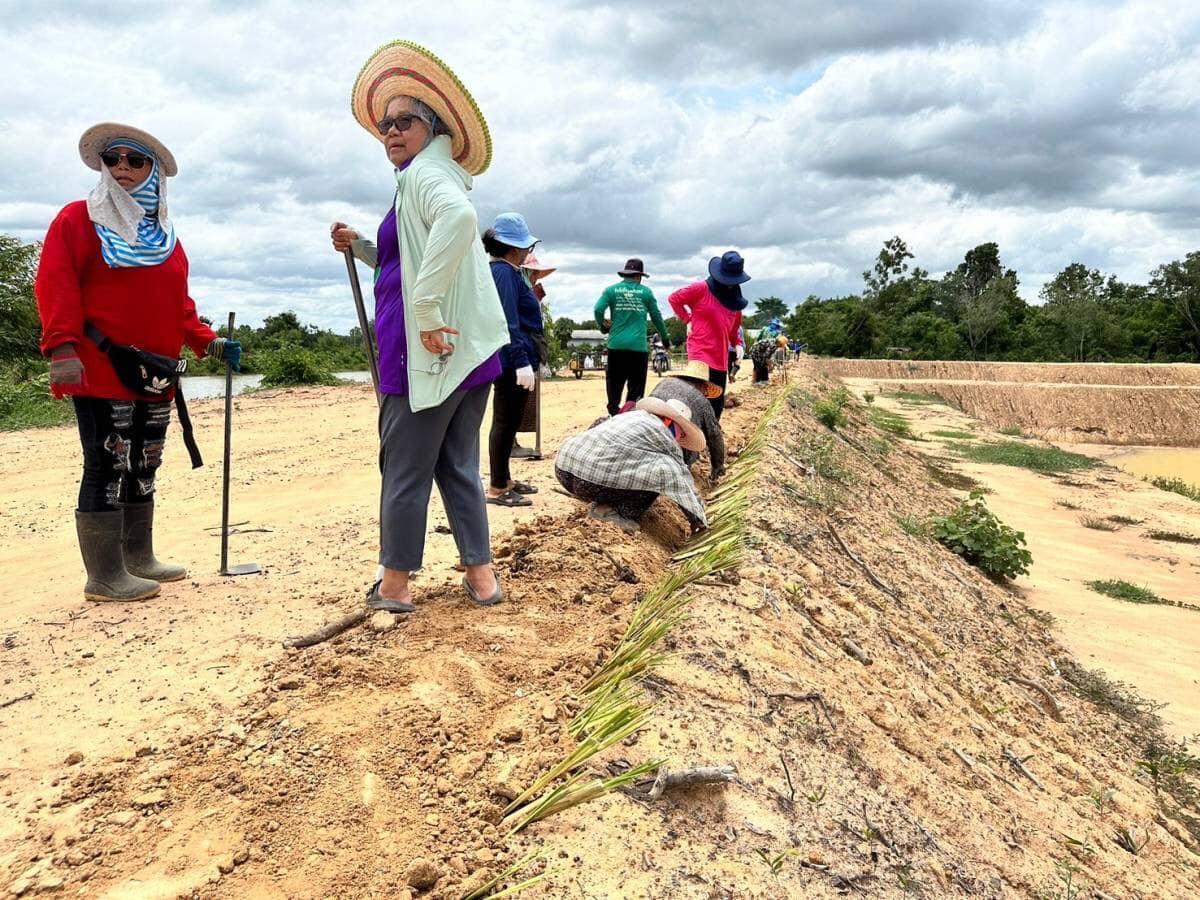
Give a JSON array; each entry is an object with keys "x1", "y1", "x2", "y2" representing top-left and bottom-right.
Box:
[{"x1": 72, "y1": 397, "x2": 171, "y2": 512}]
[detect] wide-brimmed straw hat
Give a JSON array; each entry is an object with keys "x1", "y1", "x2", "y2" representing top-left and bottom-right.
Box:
[
  {"x1": 351, "y1": 40, "x2": 492, "y2": 176},
  {"x1": 522, "y1": 252, "x2": 556, "y2": 277},
  {"x1": 636, "y1": 397, "x2": 706, "y2": 452},
  {"x1": 673, "y1": 359, "x2": 723, "y2": 399},
  {"x1": 79, "y1": 123, "x2": 177, "y2": 176}
]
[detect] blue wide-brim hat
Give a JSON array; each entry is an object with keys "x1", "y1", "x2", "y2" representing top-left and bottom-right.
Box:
[
  {"x1": 708, "y1": 250, "x2": 751, "y2": 285},
  {"x1": 492, "y1": 212, "x2": 538, "y2": 249}
]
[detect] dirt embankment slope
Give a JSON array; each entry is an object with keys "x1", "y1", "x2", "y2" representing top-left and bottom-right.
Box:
[
  {"x1": 817, "y1": 360, "x2": 1200, "y2": 447},
  {"x1": 4, "y1": 369, "x2": 1199, "y2": 899},
  {"x1": 817, "y1": 359, "x2": 1200, "y2": 387}
]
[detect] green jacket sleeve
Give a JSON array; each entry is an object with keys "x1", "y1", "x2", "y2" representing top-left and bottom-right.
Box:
[
  {"x1": 645, "y1": 289, "x2": 669, "y2": 344},
  {"x1": 593, "y1": 287, "x2": 612, "y2": 332}
]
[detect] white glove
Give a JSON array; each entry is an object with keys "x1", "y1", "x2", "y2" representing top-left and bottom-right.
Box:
[
  {"x1": 735, "y1": 345, "x2": 745, "y2": 361},
  {"x1": 515, "y1": 365, "x2": 536, "y2": 391}
]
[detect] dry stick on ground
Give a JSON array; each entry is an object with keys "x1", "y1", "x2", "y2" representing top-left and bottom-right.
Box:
[
  {"x1": 600, "y1": 549, "x2": 638, "y2": 584},
  {"x1": 826, "y1": 520, "x2": 900, "y2": 601},
  {"x1": 634, "y1": 765, "x2": 738, "y2": 800},
  {"x1": 779, "y1": 752, "x2": 796, "y2": 805},
  {"x1": 284, "y1": 608, "x2": 369, "y2": 649},
  {"x1": 766, "y1": 443, "x2": 811, "y2": 475},
  {"x1": 768, "y1": 690, "x2": 835, "y2": 730},
  {"x1": 1002, "y1": 747, "x2": 1047, "y2": 792},
  {"x1": 1008, "y1": 676, "x2": 1064, "y2": 722},
  {"x1": 944, "y1": 564, "x2": 984, "y2": 601},
  {"x1": 841, "y1": 637, "x2": 873, "y2": 666},
  {"x1": 0, "y1": 691, "x2": 34, "y2": 709}
]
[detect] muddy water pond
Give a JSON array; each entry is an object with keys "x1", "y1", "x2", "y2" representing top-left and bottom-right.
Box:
[
  {"x1": 180, "y1": 371, "x2": 372, "y2": 400},
  {"x1": 1115, "y1": 447, "x2": 1200, "y2": 487}
]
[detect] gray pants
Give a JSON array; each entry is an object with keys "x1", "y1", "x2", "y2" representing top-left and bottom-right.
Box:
[{"x1": 379, "y1": 385, "x2": 492, "y2": 571}]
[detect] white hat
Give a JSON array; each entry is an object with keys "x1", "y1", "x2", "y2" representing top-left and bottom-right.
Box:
[{"x1": 635, "y1": 397, "x2": 706, "y2": 452}]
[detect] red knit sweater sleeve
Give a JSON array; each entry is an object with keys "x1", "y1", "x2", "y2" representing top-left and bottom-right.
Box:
[
  {"x1": 175, "y1": 244, "x2": 219, "y2": 356},
  {"x1": 35, "y1": 203, "x2": 87, "y2": 355}
]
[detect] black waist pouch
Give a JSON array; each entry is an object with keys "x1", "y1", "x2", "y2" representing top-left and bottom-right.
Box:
[{"x1": 85, "y1": 322, "x2": 203, "y2": 468}]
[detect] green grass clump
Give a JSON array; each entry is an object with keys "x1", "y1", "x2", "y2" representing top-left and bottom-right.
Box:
[
  {"x1": 259, "y1": 347, "x2": 338, "y2": 387},
  {"x1": 929, "y1": 429, "x2": 975, "y2": 440},
  {"x1": 1148, "y1": 476, "x2": 1200, "y2": 503},
  {"x1": 998, "y1": 425, "x2": 1025, "y2": 437},
  {"x1": 1080, "y1": 516, "x2": 1120, "y2": 532},
  {"x1": 950, "y1": 440, "x2": 1098, "y2": 474},
  {"x1": 1147, "y1": 530, "x2": 1200, "y2": 545},
  {"x1": 930, "y1": 490, "x2": 1032, "y2": 580},
  {"x1": 868, "y1": 406, "x2": 917, "y2": 439},
  {"x1": 894, "y1": 514, "x2": 927, "y2": 537},
  {"x1": 811, "y1": 387, "x2": 851, "y2": 429},
  {"x1": 1088, "y1": 580, "x2": 1163, "y2": 604},
  {"x1": 0, "y1": 368, "x2": 74, "y2": 431},
  {"x1": 1107, "y1": 514, "x2": 1144, "y2": 526},
  {"x1": 884, "y1": 389, "x2": 950, "y2": 406}
]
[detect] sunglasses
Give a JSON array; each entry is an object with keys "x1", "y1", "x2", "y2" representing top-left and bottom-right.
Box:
[
  {"x1": 100, "y1": 150, "x2": 151, "y2": 170},
  {"x1": 413, "y1": 350, "x2": 453, "y2": 375},
  {"x1": 375, "y1": 113, "x2": 428, "y2": 136}
]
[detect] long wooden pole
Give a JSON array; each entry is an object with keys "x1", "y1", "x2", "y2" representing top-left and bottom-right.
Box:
[
  {"x1": 343, "y1": 248, "x2": 380, "y2": 405},
  {"x1": 219, "y1": 311, "x2": 235, "y2": 575}
]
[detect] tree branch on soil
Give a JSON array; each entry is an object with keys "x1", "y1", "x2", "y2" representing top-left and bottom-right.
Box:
[
  {"x1": 766, "y1": 443, "x2": 811, "y2": 475},
  {"x1": 629, "y1": 764, "x2": 738, "y2": 800},
  {"x1": 284, "y1": 608, "x2": 369, "y2": 648},
  {"x1": 841, "y1": 637, "x2": 874, "y2": 666},
  {"x1": 826, "y1": 520, "x2": 900, "y2": 600},
  {"x1": 0, "y1": 691, "x2": 34, "y2": 709},
  {"x1": 1002, "y1": 747, "x2": 1047, "y2": 792},
  {"x1": 768, "y1": 690, "x2": 835, "y2": 729},
  {"x1": 1008, "y1": 676, "x2": 1064, "y2": 722}
]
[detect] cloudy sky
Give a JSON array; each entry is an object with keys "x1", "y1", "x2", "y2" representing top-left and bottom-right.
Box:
[{"x1": 2, "y1": 0, "x2": 1199, "y2": 331}]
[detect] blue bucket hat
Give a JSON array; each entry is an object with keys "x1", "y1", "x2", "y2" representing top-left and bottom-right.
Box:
[
  {"x1": 708, "y1": 250, "x2": 751, "y2": 285},
  {"x1": 492, "y1": 212, "x2": 538, "y2": 249}
]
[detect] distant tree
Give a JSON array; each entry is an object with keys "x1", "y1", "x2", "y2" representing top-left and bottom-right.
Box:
[
  {"x1": 663, "y1": 316, "x2": 687, "y2": 348},
  {"x1": 744, "y1": 296, "x2": 788, "y2": 329},
  {"x1": 943, "y1": 243, "x2": 1020, "y2": 359},
  {"x1": 0, "y1": 235, "x2": 42, "y2": 361},
  {"x1": 1150, "y1": 252, "x2": 1200, "y2": 359},
  {"x1": 863, "y1": 235, "x2": 916, "y2": 296},
  {"x1": 1041, "y1": 263, "x2": 1107, "y2": 361}
]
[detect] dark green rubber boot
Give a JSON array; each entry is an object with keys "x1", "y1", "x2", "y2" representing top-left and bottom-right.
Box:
[
  {"x1": 76, "y1": 510, "x2": 160, "y2": 602},
  {"x1": 122, "y1": 501, "x2": 187, "y2": 582}
]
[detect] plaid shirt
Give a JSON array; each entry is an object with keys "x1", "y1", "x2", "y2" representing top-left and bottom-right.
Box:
[{"x1": 556, "y1": 411, "x2": 707, "y2": 526}]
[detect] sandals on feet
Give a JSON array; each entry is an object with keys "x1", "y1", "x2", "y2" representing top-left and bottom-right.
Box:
[
  {"x1": 510, "y1": 480, "x2": 538, "y2": 495},
  {"x1": 463, "y1": 573, "x2": 503, "y2": 607},
  {"x1": 487, "y1": 490, "x2": 532, "y2": 508},
  {"x1": 365, "y1": 579, "x2": 415, "y2": 614},
  {"x1": 587, "y1": 504, "x2": 640, "y2": 534}
]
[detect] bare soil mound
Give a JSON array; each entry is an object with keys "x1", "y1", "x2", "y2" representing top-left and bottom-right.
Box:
[
  {"x1": 817, "y1": 359, "x2": 1200, "y2": 387},
  {"x1": 4, "y1": 374, "x2": 1199, "y2": 898}
]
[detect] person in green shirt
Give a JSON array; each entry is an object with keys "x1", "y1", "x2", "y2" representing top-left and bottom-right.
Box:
[{"x1": 594, "y1": 258, "x2": 671, "y2": 416}]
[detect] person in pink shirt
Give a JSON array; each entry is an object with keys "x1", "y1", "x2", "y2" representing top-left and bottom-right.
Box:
[{"x1": 668, "y1": 250, "x2": 749, "y2": 419}]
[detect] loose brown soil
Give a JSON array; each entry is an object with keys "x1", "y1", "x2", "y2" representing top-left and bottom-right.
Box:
[{"x1": 3, "y1": 366, "x2": 1199, "y2": 898}]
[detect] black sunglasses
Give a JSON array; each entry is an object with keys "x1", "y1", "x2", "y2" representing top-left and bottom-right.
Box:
[
  {"x1": 100, "y1": 150, "x2": 151, "y2": 170},
  {"x1": 375, "y1": 113, "x2": 427, "y2": 136}
]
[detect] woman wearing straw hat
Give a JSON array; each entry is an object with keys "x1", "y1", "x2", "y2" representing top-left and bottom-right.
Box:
[
  {"x1": 649, "y1": 359, "x2": 726, "y2": 479},
  {"x1": 330, "y1": 40, "x2": 508, "y2": 612},
  {"x1": 668, "y1": 250, "x2": 750, "y2": 421},
  {"x1": 35, "y1": 123, "x2": 239, "y2": 602},
  {"x1": 555, "y1": 397, "x2": 708, "y2": 535},
  {"x1": 481, "y1": 213, "x2": 543, "y2": 507}
]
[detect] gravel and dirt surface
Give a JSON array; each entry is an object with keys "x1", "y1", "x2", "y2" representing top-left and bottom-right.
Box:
[{"x1": 3, "y1": 363, "x2": 1199, "y2": 898}]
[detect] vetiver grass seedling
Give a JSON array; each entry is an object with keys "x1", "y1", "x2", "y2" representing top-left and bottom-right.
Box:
[
  {"x1": 950, "y1": 440, "x2": 1098, "y2": 474},
  {"x1": 811, "y1": 386, "x2": 851, "y2": 429}
]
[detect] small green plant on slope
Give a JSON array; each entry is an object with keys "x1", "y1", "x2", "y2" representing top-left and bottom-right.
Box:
[
  {"x1": 1079, "y1": 516, "x2": 1119, "y2": 531},
  {"x1": 999, "y1": 425, "x2": 1025, "y2": 437},
  {"x1": 1088, "y1": 580, "x2": 1162, "y2": 604},
  {"x1": 951, "y1": 440, "x2": 1097, "y2": 474},
  {"x1": 812, "y1": 386, "x2": 851, "y2": 429},
  {"x1": 929, "y1": 490, "x2": 1032, "y2": 580},
  {"x1": 869, "y1": 406, "x2": 918, "y2": 439},
  {"x1": 929, "y1": 429, "x2": 975, "y2": 440},
  {"x1": 754, "y1": 848, "x2": 796, "y2": 876},
  {"x1": 863, "y1": 391, "x2": 875, "y2": 404},
  {"x1": 1112, "y1": 825, "x2": 1150, "y2": 856},
  {"x1": 1146, "y1": 529, "x2": 1200, "y2": 545},
  {"x1": 884, "y1": 389, "x2": 949, "y2": 406},
  {"x1": 1106, "y1": 514, "x2": 1143, "y2": 525},
  {"x1": 895, "y1": 514, "x2": 927, "y2": 537},
  {"x1": 1148, "y1": 475, "x2": 1200, "y2": 503}
]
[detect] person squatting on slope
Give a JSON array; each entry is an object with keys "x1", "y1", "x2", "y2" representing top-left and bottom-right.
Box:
[
  {"x1": 556, "y1": 397, "x2": 708, "y2": 534},
  {"x1": 483, "y1": 214, "x2": 544, "y2": 507},
  {"x1": 649, "y1": 359, "x2": 726, "y2": 480},
  {"x1": 35, "y1": 122, "x2": 239, "y2": 602},
  {"x1": 594, "y1": 258, "x2": 671, "y2": 416},
  {"x1": 669, "y1": 250, "x2": 750, "y2": 421},
  {"x1": 748, "y1": 333, "x2": 778, "y2": 385},
  {"x1": 332, "y1": 40, "x2": 508, "y2": 612}
]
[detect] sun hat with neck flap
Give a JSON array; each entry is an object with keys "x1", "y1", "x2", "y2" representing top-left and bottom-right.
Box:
[
  {"x1": 635, "y1": 396, "x2": 707, "y2": 452},
  {"x1": 79, "y1": 122, "x2": 177, "y2": 176},
  {"x1": 351, "y1": 39, "x2": 492, "y2": 176}
]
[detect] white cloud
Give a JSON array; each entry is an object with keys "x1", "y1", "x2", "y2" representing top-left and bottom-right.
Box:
[{"x1": 1, "y1": 0, "x2": 1198, "y2": 330}]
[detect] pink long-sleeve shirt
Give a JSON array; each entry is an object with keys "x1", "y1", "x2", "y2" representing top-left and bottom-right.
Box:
[{"x1": 668, "y1": 281, "x2": 743, "y2": 372}]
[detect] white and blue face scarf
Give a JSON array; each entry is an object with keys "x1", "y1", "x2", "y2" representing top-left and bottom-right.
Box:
[{"x1": 88, "y1": 137, "x2": 177, "y2": 268}]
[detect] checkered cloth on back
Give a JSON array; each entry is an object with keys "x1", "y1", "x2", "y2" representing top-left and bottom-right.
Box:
[{"x1": 556, "y1": 410, "x2": 707, "y2": 526}]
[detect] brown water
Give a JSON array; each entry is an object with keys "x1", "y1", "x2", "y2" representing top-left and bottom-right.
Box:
[{"x1": 1116, "y1": 447, "x2": 1200, "y2": 486}]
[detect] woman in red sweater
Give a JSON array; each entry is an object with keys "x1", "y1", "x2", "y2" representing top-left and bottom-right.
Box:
[
  {"x1": 667, "y1": 250, "x2": 750, "y2": 420},
  {"x1": 35, "y1": 122, "x2": 240, "y2": 602}
]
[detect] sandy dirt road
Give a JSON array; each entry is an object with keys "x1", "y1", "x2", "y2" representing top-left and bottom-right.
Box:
[
  {"x1": 0, "y1": 369, "x2": 709, "y2": 844},
  {"x1": 843, "y1": 379, "x2": 1200, "y2": 739}
]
